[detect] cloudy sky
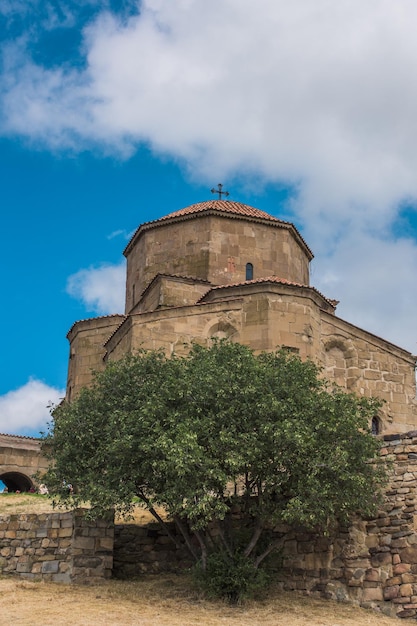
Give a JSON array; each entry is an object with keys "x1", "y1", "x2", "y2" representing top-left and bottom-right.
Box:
[{"x1": 1, "y1": 0, "x2": 417, "y2": 437}]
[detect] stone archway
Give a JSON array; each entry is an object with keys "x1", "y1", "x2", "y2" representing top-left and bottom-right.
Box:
[
  {"x1": 0, "y1": 471, "x2": 34, "y2": 492},
  {"x1": 0, "y1": 434, "x2": 48, "y2": 492}
]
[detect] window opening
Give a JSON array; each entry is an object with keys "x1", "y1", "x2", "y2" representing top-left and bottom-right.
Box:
[
  {"x1": 371, "y1": 416, "x2": 381, "y2": 436},
  {"x1": 246, "y1": 263, "x2": 253, "y2": 281}
]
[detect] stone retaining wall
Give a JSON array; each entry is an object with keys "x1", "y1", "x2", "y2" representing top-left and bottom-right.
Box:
[
  {"x1": 267, "y1": 431, "x2": 417, "y2": 619},
  {"x1": 113, "y1": 522, "x2": 192, "y2": 578},
  {"x1": 0, "y1": 509, "x2": 113, "y2": 583}
]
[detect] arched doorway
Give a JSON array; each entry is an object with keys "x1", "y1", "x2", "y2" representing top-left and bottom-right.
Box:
[{"x1": 0, "y1": 472, "x2": 34, "y2": 492}]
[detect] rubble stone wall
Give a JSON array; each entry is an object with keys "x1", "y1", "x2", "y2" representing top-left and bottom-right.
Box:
[
  {"x1": 113, "y1": 522, "x2": 192, "y2": 578},
  {"x1": 0, "y1": 509, "x2": 113, "y2": 583},
  {"x1": 274, "y1": 430, "x2": 417, "y2": 620}
]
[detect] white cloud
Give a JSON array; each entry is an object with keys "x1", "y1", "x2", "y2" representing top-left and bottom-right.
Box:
[
  {"x1": 312, "y1": 229, "x2": 417, "y2": 353},
  {"x1": 2, "y1": 1, "x2": 417, "y2": 352},
  {"x1": 107, "y1": 229, "x2": 133, "y2": 240},
  {"x1": 66, "y1": 261, "x2": 125, "y2": 314},
  {"x1": 1, "y1": 0, "x2": 417, "y2": 220},
  {"x1": 0, "y1": 379, "x2": 65, "y2": 437},
  {"x1": 107, "y1": 229, "x2": 125, "y2": 240}
]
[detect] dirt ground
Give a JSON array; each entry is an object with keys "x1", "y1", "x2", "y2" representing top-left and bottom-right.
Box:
[{"x1": 0, "y1": 576, "x2": 398, "y2": 626}]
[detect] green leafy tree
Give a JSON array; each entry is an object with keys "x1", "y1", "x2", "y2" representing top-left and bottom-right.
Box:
[{"x1": 42, "y1": 342, "x2": 386, "y2": 601}]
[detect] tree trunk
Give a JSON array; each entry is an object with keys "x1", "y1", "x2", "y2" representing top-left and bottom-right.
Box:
[
  {"x1": 173, "y1": 515, "x2": 200, "y2": 562},
  {"x1": 243, "y1": 518, "x2": 263, "y2": 558},
  {"x1": 195, "y1": 530, "x2": 208, "y2": 570}
]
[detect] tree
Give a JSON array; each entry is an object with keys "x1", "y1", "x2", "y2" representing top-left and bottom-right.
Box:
[{"x1": 42, "y1": 342, "x2": 386, "y2": 601}]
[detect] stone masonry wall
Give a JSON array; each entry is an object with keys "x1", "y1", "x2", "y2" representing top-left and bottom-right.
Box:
[
  {"x1": 269, "y1": 431, "x2": 417, "y2": 619},
  {"x1": 321, "y1": 313, "x2": 417, "y2": 434},
  {"x1": 113, "y1": 521, "x2": 192, "y2": 578},
  {"x1": 0, "y1": 509, "x2": 113, "y2": 583},
  {"x1": 66, "y1": 315, "x2": 126, "y2": 399}
]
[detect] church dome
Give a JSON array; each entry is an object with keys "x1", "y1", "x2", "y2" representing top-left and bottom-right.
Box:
[
  {"x1": 124, "y1": 198, "x2": 312, "y2": 260},
  {"x1": 123, "y1": 197, "x2": 314, "y2": 314}
]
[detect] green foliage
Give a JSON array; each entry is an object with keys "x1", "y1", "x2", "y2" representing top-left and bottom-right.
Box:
[
  {"x1": 194, "y1": 550, "x2": 271, "y2": 604},
  {"x1": 42, "y1": 341, "x2": 386, "y2": 601}
]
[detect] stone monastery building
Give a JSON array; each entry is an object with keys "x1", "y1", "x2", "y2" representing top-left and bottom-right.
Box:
[{"x1": 66, "y1": 197, "x2": 417, "y2": 435}]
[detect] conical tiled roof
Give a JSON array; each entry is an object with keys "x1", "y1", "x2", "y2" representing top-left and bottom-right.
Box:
[{"x1": 124, "y1": 199, "x2": 312, "y2": 258}]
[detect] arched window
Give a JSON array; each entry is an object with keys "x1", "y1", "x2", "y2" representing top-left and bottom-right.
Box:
[
  {"x1": 207, "y1": 321, "x2": 238, "y2": 342},
  {"x1": 246, "y1": 263, "x2": 253, "y2": 281},
  {"x1": 371, "y1": 416, "x2": 381, "y2": 436}
]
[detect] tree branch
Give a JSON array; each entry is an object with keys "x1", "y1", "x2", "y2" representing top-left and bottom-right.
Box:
[
  {"x1": 243, "y1": 517, "x2": 263, "y2": 558},
  {"x1": 253, "y1": 537, "x2": 284, "y2": 569},
  {"x1": 136, "y1": 490, "x2": 182, "y2": 549}
]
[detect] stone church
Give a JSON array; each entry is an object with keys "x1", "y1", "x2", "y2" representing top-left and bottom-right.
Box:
[{"x1": 66, "y1": 196, "x2": 417, "y2": 435}]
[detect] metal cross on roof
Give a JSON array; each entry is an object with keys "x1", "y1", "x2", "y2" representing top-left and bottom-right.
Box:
[{"x1": 211, "y1": 183, "x2": 229, "y2": 200}]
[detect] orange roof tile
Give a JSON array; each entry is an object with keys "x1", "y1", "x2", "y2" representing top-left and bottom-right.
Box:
[
  {"x1": 198, "y1": 276, "x2": 336, "y2": 308},
  {"x1": 157, "y1": 199, "x2": 287, "y2": 223},
  {"x1": 0, "y1": 432, "x2": 41, "y2": 441}
]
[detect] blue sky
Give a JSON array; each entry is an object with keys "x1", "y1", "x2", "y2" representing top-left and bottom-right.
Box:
[{"x1": 1, "y1": 1, "x2": 417, "y2": 438}]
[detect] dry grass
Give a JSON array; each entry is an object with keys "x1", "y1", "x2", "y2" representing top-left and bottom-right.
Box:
[
  {"x1": 0, "y1": 493, "x2": 60, "y2": 516},
  {"x1": 0, "y1": 575, "x2": 398, "y2": 626},
  {"x1": 0, "y1": 495, "x2": 399, "y2": 625},
  {"x1": 0, "y1": 493, "x2": 159, "y2": 523}
]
